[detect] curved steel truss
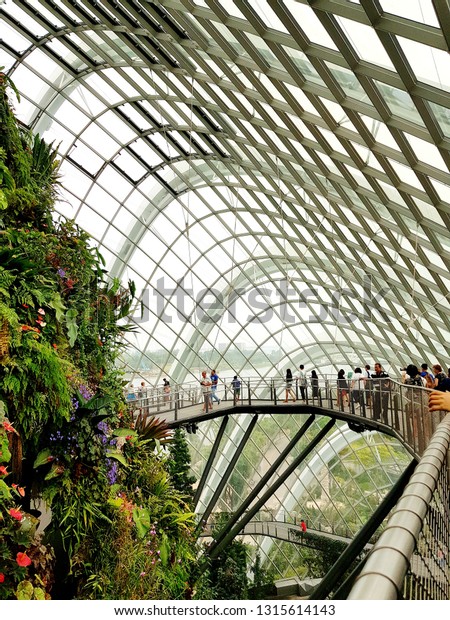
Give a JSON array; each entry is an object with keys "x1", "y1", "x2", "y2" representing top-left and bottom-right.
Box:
[{"x1": 1, "y1": 0, "x2": 450, "y2": 383}]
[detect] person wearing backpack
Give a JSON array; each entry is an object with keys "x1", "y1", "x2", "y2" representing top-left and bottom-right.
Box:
[
  {"x1": 231, "y1": 375, "x2": 241, "y2": 405},
  {"x1": 404, "y1": 364, "x2": 423, "y2": 387},
  {"x1": 420, "y1": 363, "x2": 435, "y2": 389}
]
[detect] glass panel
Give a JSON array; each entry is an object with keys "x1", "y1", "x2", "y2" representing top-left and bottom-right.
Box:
[
  {"x1": 374, "y1": 81, "x2": 424, "y2": 127},
  {"x1": 428, "y1": 101, "x2": 450, "y2": 138},
  {"x1": 80, "y1": 124, "x2": 120, "y2": 159},
  {"x1": 285, "y1": 0, "x2": 338, "y2": 49},
  {"x1": 2, "y1": 22, "x2": 33, "y2": 50},
  {"x1": 336, "y1": 17, "x2": 395, "y2": 69},
  {"x1": 45, "y1": 38, "x2": 88, "y2": 69},
  {"x1": 397, "y1": 36, "x2": 450, "y2": 90},
  {"x1": 379, "y1": 0, "x2": 440, "y2": 26},
  {"x1": 282, "y1": 47, "x2": 326, "y2": 86},
  {"x1": 326, "y1": 62, "x2": 369, "y2": 102},
  {"x1": 69, "y1": 143, "x2": 103, "y2": 175},
  {"x1": 403, "y1": 133, "x2": 448, "y2": 172},
  {"x1": 387, "y1": 159, "x2": 422, "y2": 189},
  {"x1": 6, "y1": 2, "x2": 52, "y2": 34}
]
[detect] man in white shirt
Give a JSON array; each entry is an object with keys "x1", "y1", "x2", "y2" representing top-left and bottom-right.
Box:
[
  {"x1": 298, "y1": 365, "x2": 307, "y2": 400},
  {"x1": 351, "y1": 367, "x2": 365, "y2": 406},
  {"x1": 200, "y1": 370, "x2": 212, "y2": 412}
]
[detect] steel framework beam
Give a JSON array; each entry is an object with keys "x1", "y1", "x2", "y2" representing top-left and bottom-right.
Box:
[
  {"x1": 311, "y1": 457, "x2": 417, "y2": 600},
  {"x1": 193, "y1": 414, "x2": 230, "y2": 509},
  {"x1": 207, "y1": 418, "x2": 336, "y2": 560},
  {"x1": 208, "y1": 413, "x2": 317, "y2": 550},
  {"x1": 195, "y1": 414, "x2": 258, "y2": 532}
]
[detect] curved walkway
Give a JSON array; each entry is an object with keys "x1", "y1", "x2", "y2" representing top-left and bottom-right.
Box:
[
  {"x1": 200, "y1": 520, "x2": 373, "y2": 551},
  {"x1": 131, "y1": 377, "x2": 444, "y2": 458}
]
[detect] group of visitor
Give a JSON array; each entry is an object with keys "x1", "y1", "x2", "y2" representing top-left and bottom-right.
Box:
[
  {"x1": 285, "y1": 365, "x2": 319, "y2": 402},
  {"x1": 126, "y1": 358, "x2": 450, "y2": 416},
  {"x1": 401, "y1": 362, "x2": 450, "y2": 391},
  {"x1": 200, "y1": 370, "x2": 242, "y2": 411}
]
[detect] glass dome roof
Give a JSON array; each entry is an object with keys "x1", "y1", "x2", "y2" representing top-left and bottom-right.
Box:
[{"x1": 1, "y1": 0, "x2": 450, "y2": 385}]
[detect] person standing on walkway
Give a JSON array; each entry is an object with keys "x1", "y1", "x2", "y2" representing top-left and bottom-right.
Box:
[
  {"x1": 298, "y1": 365, "x2": 307, "y2": 401},
  {"x1": 311, "y1": 370, "x2": 319, "y2": 399},
  {"x1": 210, "y1": 369, "x2": 221, "y2": 405},
  {"x1": 337, "y1": 369, "x2": 349, "y2": 408},
  {"x1": 200, "y1": 371, "x2": 212, "y2": 412},
  {"x1": 351, "y1": 367, "x2": 365, "y2": 406},
  {"x1": 299, "y1": 518, "x2": 307, "y2": 539},
  {"x1": 364, "y1": 364, "x2": 372, "y2": 406},
  {"x1": 284, "y1": 368, "x2": 296, "y2": 402},
  {"x1": 163, "y1": 378, "x2": 171, "y2": 404},
  {"x1": 231, "y1": 375, "x2": 241, "y2": 405},
  {"x1": 371, "y1": 363, "x2": 390, "y2": 422}
]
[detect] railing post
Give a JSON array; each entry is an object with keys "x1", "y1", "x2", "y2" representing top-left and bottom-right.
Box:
[
  {"x1": 247, "y1": 379, "x2": 251, "y2": 406},
  {"x1": 326, "y1": 379, "x2": 333, "y2": 409},
  {"x1": 174, "y1": 385, "x2": 178, "y2": 422},
  {"x1": 274, "y1": 380, "x2": 277, "y2": 406}
]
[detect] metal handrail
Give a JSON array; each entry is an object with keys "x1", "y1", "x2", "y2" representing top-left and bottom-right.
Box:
[
  {"x1": 347, "y1": 412, "x2": 450, "y2": 600},
  {"x1": 125, "y1": 376, "x2": 444, "y2": 459}
]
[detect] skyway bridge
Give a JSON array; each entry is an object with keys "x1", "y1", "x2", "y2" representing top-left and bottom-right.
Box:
[{"x1": 126, "y1": 377, "x2": 450, "y2": 600}]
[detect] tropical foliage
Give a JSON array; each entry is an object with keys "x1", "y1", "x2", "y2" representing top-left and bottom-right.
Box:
[{"x1": 0, "y1": 71, "x2": 209, "y2": 600}]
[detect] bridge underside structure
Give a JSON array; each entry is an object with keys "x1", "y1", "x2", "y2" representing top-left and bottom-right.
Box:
[
  {"x1": 157, "y1": 385, "x2": 449, "y2": 599},
  {"x1": 176, "y1": 405, "x2": 412, "y2": 592}
]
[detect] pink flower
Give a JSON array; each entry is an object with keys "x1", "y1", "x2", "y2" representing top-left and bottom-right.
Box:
[
  {"x1": 140, "y1": 572, "x2": 146, "y2": 577},
  {"x1": 3, "y1": 421, "x2": 16, "y2": 434},
  {"x1": 37, "y1": 308, "x2": 46, "y2": 315},
  {"x1": 9, "y1": 508, "x2": 23, "y2": 521},
  {"x1": 16, "y1": 552, "x2": 31, "y2": 567}
]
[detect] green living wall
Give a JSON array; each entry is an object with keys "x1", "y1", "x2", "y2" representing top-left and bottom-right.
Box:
[{"x1": 0, "y1": 72, "x2": 212, "y2": 600}]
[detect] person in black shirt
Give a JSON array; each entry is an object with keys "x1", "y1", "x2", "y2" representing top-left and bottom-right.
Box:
[
  {"x1": 371, "y1": 362, "x2": 390, "y2": 422},
  {"x1": 337, "y1": 369, "x2": 349, "y2": 408},
  {"x1": 311, "y1": 370, "x2": 319, "y2": 399}
]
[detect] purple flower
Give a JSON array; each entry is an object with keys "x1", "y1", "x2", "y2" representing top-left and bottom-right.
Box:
[
  {"x1": 106, "y1": 459, "x2": 119, "y2": 485},
  {"x1": 78, "y1": 384, "x2": 93, "y2": 401},
  {"x1": 57, "y1": 268, "x2": 66, "y2": 277},
  {"x1": 97, "y1": 421, "x2": 109, "y2": 445}
]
